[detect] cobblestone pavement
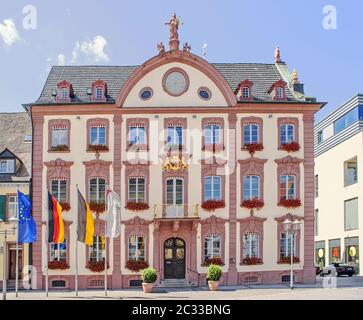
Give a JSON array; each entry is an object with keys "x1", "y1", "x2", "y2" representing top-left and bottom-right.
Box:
[{"x1": 4, "y1": 276, "x2": 363, "y2": 300}]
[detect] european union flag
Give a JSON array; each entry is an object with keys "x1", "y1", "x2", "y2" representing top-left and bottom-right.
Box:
[{"x1": 17, "y1": 191, "x2": 36, "y2": 243}]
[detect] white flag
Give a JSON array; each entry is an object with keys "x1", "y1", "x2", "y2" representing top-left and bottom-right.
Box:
[{"x1": 106, "y1": 191, "x2": 121, "y2": 238}]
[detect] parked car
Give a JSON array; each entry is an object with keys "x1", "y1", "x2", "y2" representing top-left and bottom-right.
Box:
[{"x1": 319, "y1": 262, "x2": 355, "y2": 277}]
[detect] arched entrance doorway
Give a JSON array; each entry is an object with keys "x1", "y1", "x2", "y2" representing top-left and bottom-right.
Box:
[{"x1": 164, "y1": 237, "x2": 186, "y2": 279}]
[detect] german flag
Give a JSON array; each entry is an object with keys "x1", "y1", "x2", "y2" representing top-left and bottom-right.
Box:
[
  {"x1": 47, "y1": 192, "x2": 65, "y2": 244},
  {"x1": 77, "y1": 189, "x2": 94, "y2": 246}
]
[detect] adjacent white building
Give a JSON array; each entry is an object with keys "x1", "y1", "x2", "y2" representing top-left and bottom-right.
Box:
[{"x1": 314, "y1": 94, "x2": 363, "y2": 275}]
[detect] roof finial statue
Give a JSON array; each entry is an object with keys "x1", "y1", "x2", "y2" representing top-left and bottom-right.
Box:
[
  {"x1": 157, "y1": 41, "x2": 165, "y2": 55},
  {"x1": 165, "y1": 13, "x2": 181, "y2": 51},
  {"x1": 183, "y1": 42, "x2": 191, "y2": 53},
  {"x1": 291, "y1": 68, "x2": 299, "y2": 84},
  {"x1": 274, "y1": 46, "x2": 282, "y2": 63}
]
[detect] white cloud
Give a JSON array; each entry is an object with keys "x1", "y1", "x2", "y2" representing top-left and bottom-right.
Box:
[
  {"x1": 71, "y1": 35, "x2": 110, "y2": 63},
  {"x1": 0, "y1": 19, "x2": 20, "y2": 46},
  {"x1": 57, "y1": 54, "x2": 66, "y2": 65}
]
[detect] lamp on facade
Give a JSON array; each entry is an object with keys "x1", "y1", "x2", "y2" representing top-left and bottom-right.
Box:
[{"x1": 282, "y1": 217, "x2": 301, "y2": 290}]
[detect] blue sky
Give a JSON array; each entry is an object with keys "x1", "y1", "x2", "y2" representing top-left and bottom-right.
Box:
[{"x1": 0, "y1": 0, "x2": 361, "y2": 122}]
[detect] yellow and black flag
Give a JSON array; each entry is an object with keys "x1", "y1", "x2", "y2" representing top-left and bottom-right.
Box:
[{"x1": 77, "y1": 189, "x2": 94, "y2": 246}]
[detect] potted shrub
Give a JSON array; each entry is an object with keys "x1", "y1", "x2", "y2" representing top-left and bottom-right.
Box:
[
  {"x1": 206, "y1": 264, "x2": 222, "y2": 291},
  {"x1": 141, "y1": 268, "x2": 157, "y2": 293}
]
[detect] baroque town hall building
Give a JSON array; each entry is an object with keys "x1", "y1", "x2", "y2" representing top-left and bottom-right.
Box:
[{"x1": 25, "y1": 16, "x2": 323, "y2": 289}]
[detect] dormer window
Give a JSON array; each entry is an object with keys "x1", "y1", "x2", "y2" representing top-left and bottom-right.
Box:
[
  {"x1": 95, "y1": 87, "x2": 103, "y2": 100},
  {"x1": 92, "y1": 79, "x2": 107, "y2": 101},
  {"x1": 275, "y1": 87, "x2": 284, "y2": 99},
  {"x1": 0, "y1": 159, "x2": 15, "y2": 174},
  {"x1": 236, "y1": 80, "x2": 253, "y2": 101},
  {"x1": 242, "y1": 87, "x2": 250, "y2": 99},
  {"x1": 268, "y1": 80, "x2": 287, "y2": 101},
  {"x1": 56, "y1": 80, "x2": 73, "y2": 102},
  {"x1": 60, "y1": 88, "x2": 69, "y2": 100}
]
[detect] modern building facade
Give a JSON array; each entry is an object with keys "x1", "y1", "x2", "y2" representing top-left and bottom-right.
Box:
[
  {"x1": 25, "y1": 17, "x2": 323, "y2": 290},
  {"x1": 314, "y1": 94, "x2": 363, "y2": 275},
  {"x1": 0, "y1": 112, "x2": 32, "y2": 288}
]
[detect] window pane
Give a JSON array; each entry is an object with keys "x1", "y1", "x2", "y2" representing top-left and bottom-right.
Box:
[
  {"x1": 213, "y1": 176, "x2": 221, "y2": 200},
  {"x1": 251, "y1": 125, "x2": 258, "y2": 144},
  {"x1": 138, "y1": 127, "x2": 145, "y2": 144},
  {"x1": 130, "y1": 127, "x2": 137, "y2": 145},
  {"x1": 205, "y1": 125, "x2": 212, "y2": 144},
  {"x1": 167, "y1": 127, "x2": 174, "y2": 144},
  {"x1": 90, "y1": 127, "x2": 98, "y2": 145},
  {"x1": 345, "y1": 198, "x2": 359, "y2": 230},
  {"x1": 244, "y1": 125, "x2": 251, "y2": 145},
  {"x1": 243, "y1": 176, "x2": 251, "y2": 200},
  {"x1": 98, "y1": 127, "x2": 106, "y2": 145},
  {"x1": 251, "y1": 176, "x2": 259, "y2": 198},
  {"x1": 204, "y1": 177, "x2": 212, "y2": 201},
  {"x1": 176, "y1": 126, "x2": 183, "y2": 146},
  {"x1": 213, "y1": 125, "x2": 221, "y2": 144}
]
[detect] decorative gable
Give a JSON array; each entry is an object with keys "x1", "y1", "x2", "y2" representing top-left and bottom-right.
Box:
[
  {"x1": 235, "y1": 79, "x2": 253, "y2": 101},
  {"x1": 92, "y1": 79, "x2": 107, "y2": 101},
  {"x1": 268, "y1": 79, "x2": 287, "y2": 101},
  {"x1": 56, "y1": 80, "x2": 74, "y2": 102}
]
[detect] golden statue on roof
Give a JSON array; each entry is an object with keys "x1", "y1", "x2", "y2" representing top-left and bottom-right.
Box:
[{"x1": 165, "y1": 13, "x2": 180, "y2": 40}]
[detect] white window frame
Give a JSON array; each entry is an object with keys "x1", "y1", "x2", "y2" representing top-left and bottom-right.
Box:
[
  {"x1": 51, "y1": 126, "x2": 68, "y2": 147},
  {"x1": 128, "y1": 177, "x2": 146, "y2": 203},
  {"x1": 90, "y1": 125, "x2": 106, "y2": 146},
  {"x1": 129, "y1": 125, "x2": 145, "y2": 145},
  {"x1": 60, "y1": 88, "x2": 69, "y2": 100},
  {"x1": 243, "y1": 233, "x2": 260, "y2": 258},
  {"x1": 280, "y1": 232, "x2": 296, "y2": 258},
  {"x1": 167, "y1": 125, "x2": 183, "y2": 146},
  {"x1": 51, "y1": 179, "x2": 67, "y2": 203},
  {"x1": 204, "y1": 176, "x2": 221, "y2": 201},
  {"x1": 204, "y1": 234, "x2": 221, "y2": 260},
  {"x1": 243, "y1": 123, "x2": 259, "y2": 145},
  {"x1": 89, "y1": 177, "x2": 106, "y2": 203},
  {"x1": 243, "y1": 175, "x2": 260, "y2": 200},
  {"x1": 280, "y1": 123, "x2": 295, "y2": 144},
  {"x1": 89, "y1": 236, "x2": 105, "y2": 262},
  {"x1": 8, "y1": 195, "x2": 17, "y2": 219},
  {"x1": 128, "y1": 235, "x2": 145, "y2": 261},
  {"x1": 280, "y1": 174, "x2": 296, "y2": 200},
  {"x1": 242, "y1": 86, "x2": 250, "y2": 98},
  {"x1": 95, "y1": 87, "x2": 103, "y2": 99},
  {"x1": 275, "y1": 86, "x2": 284, "y2": 99},
  {"x1": 0, "y1": 159, "x2": 15, "y2": 174},
  {"x1": 204, "y1": 124, "x2": 221, "y2": 145},
  {"x1": 50, "y1": 240, "x2": 67, "y2": 261}
]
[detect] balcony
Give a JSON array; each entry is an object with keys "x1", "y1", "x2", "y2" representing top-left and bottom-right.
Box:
[{"x1": 153, "y1": 204, "x2": 200, "y2": 219}]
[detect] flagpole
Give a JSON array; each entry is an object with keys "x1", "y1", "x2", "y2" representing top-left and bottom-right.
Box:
[
  {"x1": 45, "y1": 188, "x2": 49, "y2": 297},
  {"x1": 75, "y1": 184, "x2": 79, "y2": 297},
  {"x1": 15, "y1": 186, "x2": 19, "y2": 298}
]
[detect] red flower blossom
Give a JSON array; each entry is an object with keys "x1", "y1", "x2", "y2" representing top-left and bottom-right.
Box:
[
  {"x1": 242, "y1": 257, "x2": 263, "y2": 265},
  {"x1": 126, "y1": 260, "x2": 149, "y2": 272},
  {"x1": 89, "y1": 201, "x2": 105, "y2": 215},
  {"x1": 243, "y1": 143, "x2": 264, "y2": 155},
  {"x1": 201, "y1": 200, "x2": 226, "y2": 211},
  {"x1": 125, "y1": 202, "x2": 150, "y2": 211},
  {"x1": 50, "y1": 145, "x2": 69, "y2": 152},
  {"x1": 86, "y1": 259, "x2": 109, "y2": 272},
  {"x1": 281, "y1": 142, "x2": 300, "y2": 152},
  {"x1": 279, "y1": 256, "x2": 300, "y2": 264},
  {"x1": 87, "y1": 144, "x2": 109, "y2": 152},
  {"x1": 241, "y1": 198, "x2": 264, "y2": 210},
  {"x1": 278, "y1": 198, "x2": 301, "y2": 208},
  {"x1": 203, "y1": 257, "x2": 224, "y2": 266},
  {"x1": 48, "y1": 260, "x2": 70, "y2": 270}
]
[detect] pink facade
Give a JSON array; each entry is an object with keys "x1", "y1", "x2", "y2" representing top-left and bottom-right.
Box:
[{"x1": 27, "y1": 24, "x2": 323, "y2": 290}]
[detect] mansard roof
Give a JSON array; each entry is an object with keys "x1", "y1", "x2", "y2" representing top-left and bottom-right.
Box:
[{"x1": 28, "y1": 59, "x2": 312, "y2": 107}]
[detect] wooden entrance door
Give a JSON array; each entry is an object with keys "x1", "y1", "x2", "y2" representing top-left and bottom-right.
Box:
[
  {"x1": 164, "y1": 238, "x2": 186, "y2": 279},
  {"x1": 8, "y1": 245, "x2": 22, "y2": 280}
]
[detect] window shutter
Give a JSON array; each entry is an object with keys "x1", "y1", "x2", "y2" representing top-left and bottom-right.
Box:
[{"x1": 0, "y1": 195, "x2": 6, "y2": 221}]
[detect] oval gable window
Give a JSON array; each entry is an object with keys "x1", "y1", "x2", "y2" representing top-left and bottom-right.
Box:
[
  {"x1": 198, "y1": 87, "x2": 211, "y2": 101},
  {"x1": 140, "y1": 88, "x2": 153, "y2": 101}
]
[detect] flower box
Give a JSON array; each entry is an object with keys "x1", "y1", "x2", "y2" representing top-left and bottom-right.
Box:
[
  {"x1": 242, "y1": 257, "x2": 263, "y2": 265},
  {"x1": 125, "y1": 202, "x2": 150, "y2": 211},
  {"x1": 201, "y1": 200, "x2": 225, "y2": 211},
  {"x1": 86, "y1": 259, "x2": 109, "y2": 272},
  {"x1": 87, "y1": 144, "x2": 109, "y2": 152},
  {"x1": 203, "y1": 257, "x2": 224, "y2": 266},
  {"x1": 60, "y1": 202, "x2": 71, "y2": 212},
  {"x1": 281, "y1": 142, "x2": 300, "y2": 152},
  {"x1": 126, "y1": 260, "x2": 149, "y2": 272},
  {"x1": 278, "y1": 256, "x2": 300, "y2": 264},
  {"x1": 50, "y1": 145, "x2": 69, "y2": 152},
  {"x1": 48, "y1": 260, "x2": 70, "y2": 270},
  {"x1": 241, "y1": 199, "x2": 264, "y2": 210},
  {"x1": 277, "y1": 198, "x2": 301, "y2": 209},
  {"x1": 243, "y1": 143, "x2": 264, "y2": 155},
  {"x1": 89, "y1": 201, "x2": 106, "y2": 215}
]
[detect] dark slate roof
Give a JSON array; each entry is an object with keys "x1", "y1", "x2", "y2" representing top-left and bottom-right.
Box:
[
  {"x1": 0, "y1": 112, "x2": 32, "y2": 182},
  {"x1": 30, "y1": 62, "x2": 304, "y2": 106}
]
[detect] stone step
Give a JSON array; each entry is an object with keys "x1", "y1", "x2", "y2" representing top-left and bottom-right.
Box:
[{"x1": 158, "y1": 279, "x2": 197, "y2": 288}]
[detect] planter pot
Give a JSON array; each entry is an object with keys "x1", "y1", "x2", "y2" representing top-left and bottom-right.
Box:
[
  {"x1": 142, "y1": 282, "x2": 154, "y2": 293},
  {"x1": 208, "y1": 280, "x2": 220, "y2": 291}
]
